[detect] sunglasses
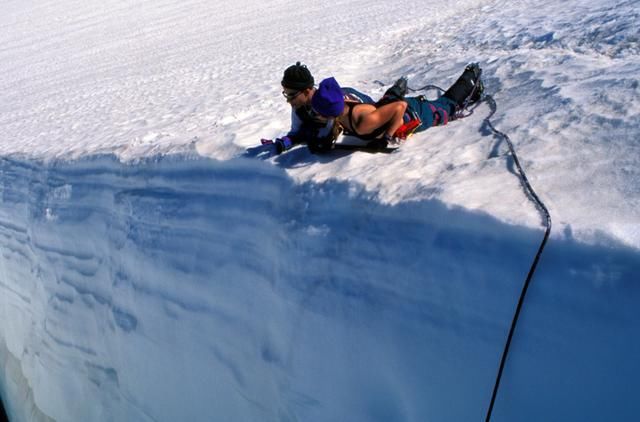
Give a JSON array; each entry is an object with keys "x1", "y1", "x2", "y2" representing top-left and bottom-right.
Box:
[{"x1": 282, "y1": 90, "x2": 302, "y2": 100}]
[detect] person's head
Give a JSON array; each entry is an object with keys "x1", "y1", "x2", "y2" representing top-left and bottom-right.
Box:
[
  {"x1": 311, "y1": 77, "x2": 345, "y2": 118},
  {"x1": 281, "y1": 62, "x2": 315, "y2": 108}
]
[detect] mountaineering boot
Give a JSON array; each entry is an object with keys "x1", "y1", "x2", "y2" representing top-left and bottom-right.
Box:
[
  {"x1": 376, "y1": 76, "x2": 408, "y2": 106},
  {"x1": 467, "y1": 63, "x2": 484, "y2": 103},
  {"x1": 443, "y1": 63, "x2": 484, "y2": 108},
  {"x1": 386, "y1": 76, "x2": 408, "y2": 99}
]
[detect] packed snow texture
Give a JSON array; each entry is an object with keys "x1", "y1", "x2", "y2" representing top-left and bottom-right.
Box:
[{"x1": 1, "y1": 0, "x2": 639, "y2": 421}]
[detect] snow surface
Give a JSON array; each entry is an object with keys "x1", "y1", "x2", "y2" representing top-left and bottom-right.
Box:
[{"x1": 0, "y1": 0, "x2": 639, "y2": 421}]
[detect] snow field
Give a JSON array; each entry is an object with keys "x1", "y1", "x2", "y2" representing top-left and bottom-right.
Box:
[{"x1": 1, "y1": 0, "x2": 640, "y2": 420}]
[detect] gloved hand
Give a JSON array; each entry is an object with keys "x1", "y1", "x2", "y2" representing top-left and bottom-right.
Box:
[
  {"x1": 274, "y1": 136, "x2": 293, "y2": 154},
  {"x1": 307, "y1": 134, "x2": 335, "y2": 154},
  {"x1": 381, "y1": 133, "x2": 400, "y2": 146},
  {"x1": 258, "y1": 137, "x2": 293, "y2": 155}
]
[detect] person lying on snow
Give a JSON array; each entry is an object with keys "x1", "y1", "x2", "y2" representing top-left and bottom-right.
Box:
[
  {"x1": 305, "y1": 63, "x2": 484, "y2": 153},
  {"x1": 262, "y1": 61, "x2": 376, "y2": 153}
]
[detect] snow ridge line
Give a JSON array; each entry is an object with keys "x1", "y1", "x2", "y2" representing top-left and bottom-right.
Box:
[{"x1": 481, "y1": 94, "x2": 553, "y2": 422}]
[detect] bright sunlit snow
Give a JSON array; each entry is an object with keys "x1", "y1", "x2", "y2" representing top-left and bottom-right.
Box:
[{"x1": 1, "y1": 0, "x2": 639, "y2": 421}]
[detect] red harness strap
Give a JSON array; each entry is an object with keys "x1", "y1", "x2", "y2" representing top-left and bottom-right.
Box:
[{"x1": 394, "y1": 118, "x2": 421, "y2": 139}]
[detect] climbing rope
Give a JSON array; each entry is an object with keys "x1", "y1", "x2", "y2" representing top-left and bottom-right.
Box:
[
  {"x1": 480, "y1": 94, "x2": 552, "y2": 422},
  {"x1": 402, "y1": 82, "x2": 553, "y2": 420}
]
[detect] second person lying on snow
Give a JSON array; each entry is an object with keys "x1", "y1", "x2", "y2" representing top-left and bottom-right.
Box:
[{"x1": 306, "y1": 63, "x2": 484, "y2": 152}]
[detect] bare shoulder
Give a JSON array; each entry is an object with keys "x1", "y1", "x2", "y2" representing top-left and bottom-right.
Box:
[{"x1": 349, "y1": 102, "x2": 376, "y2": 117}]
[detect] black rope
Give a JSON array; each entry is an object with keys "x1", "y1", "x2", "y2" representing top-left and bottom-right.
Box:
[
  {"x1": 0, "y1": 396, "x2": 7, "y2": 422},
  {"x1": 408, "y1": 83, "x2": 444, "y2": 93},
  {"x1": 401, "y1": 81, "x2": 553, "y2": 420},
  {"x1": 481, "y1": 94, "x2": 552, "y2": 421}
]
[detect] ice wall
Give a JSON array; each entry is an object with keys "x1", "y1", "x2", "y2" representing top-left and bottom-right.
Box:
[{"x1": 0, "y1": 154, "x2": 638, "y2": 421}]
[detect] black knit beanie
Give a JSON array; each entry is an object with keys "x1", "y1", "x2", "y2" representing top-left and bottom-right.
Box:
[{"x1": 281, "y1": 62, "x2": 314, "y2": 90}]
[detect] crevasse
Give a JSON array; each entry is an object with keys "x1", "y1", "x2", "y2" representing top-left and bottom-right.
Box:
[{"x1": 0, "y1": 154, "x2": 639, "y2": 422}]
